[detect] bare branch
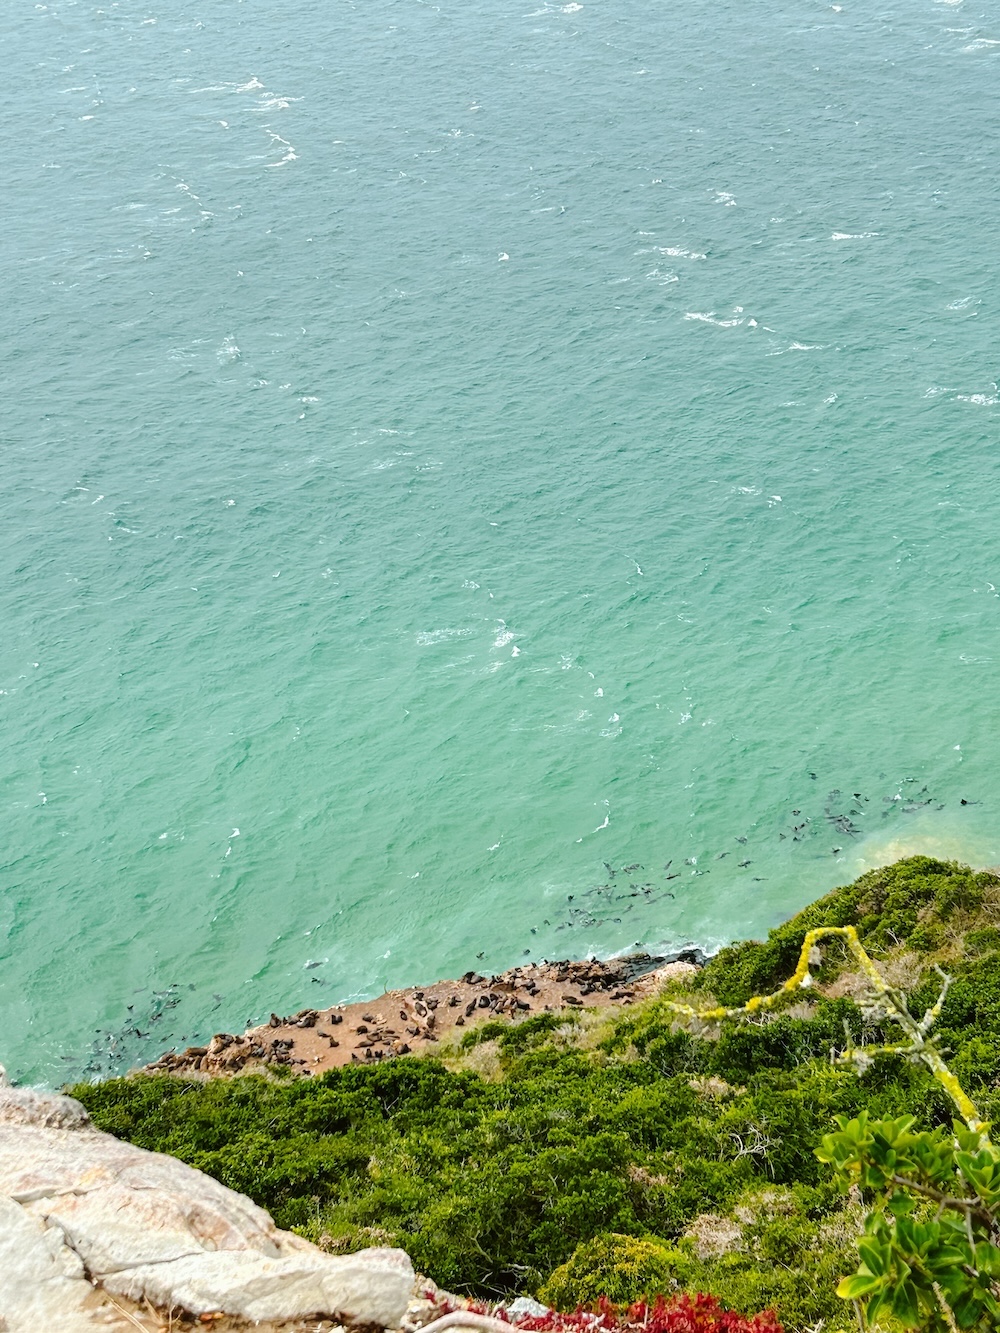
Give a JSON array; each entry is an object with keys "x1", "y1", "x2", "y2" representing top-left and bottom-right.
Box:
[
  {"x1": 887, "y1": 1175, "x2": 993, "y2": 1230},
  {"x1": 660, "y1": 925, "x2": 986, "y2": 1136}
]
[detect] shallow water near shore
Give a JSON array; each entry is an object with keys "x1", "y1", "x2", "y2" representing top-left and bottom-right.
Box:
[{"x1": 3, "y1": 0, "x2": 1000, "y2": 1085}]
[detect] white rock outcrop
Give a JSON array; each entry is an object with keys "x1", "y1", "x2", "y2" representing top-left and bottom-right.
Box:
[
  {"x1": 0, "y1": 1067, "x2": 413, "y2": 1331},
  {"x1": 0, "y1": 1191, "x2": 98, "y2": 1332}
]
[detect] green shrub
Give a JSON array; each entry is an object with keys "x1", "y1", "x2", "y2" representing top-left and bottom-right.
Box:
[
  {"x1": 459, "y1": 1020, "x2": 508, "y2": 1050},
  {"x1": 965, "y1": 926, "x2": 1000, "y2": 957},
  {"x1": 696, "y1": 857, "x2": 996, "y2": 1006},
  {"x1": 539, "y1": 1234, "x2": 680, "y2": 1309},
  {"x1": 819, "y1": 1113, "x2": 1000, "y2": 1330}
]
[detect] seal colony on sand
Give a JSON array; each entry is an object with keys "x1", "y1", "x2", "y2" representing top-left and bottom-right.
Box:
[{"x1": 145, "y1": 953, "x2": 703, "y2": 1078}]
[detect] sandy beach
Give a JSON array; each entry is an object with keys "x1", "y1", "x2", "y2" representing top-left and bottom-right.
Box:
[{"x1": 145, "y1": 953, "x2": 701, "y2": 1078}]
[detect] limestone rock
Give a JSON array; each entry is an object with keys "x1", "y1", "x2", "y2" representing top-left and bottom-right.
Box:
[
  {"x1": 0, "y1": 1068, "x2": 91, "y2": 1130},
  {"x1": 108, "y1": 1247, "x2": 415, "y2": 1325},
  {"x1": 0, "y1": 1194, "x2": 98, "y2": 1333},
  {"x1": 0, "y1": 1074, "x2": 413, "y2": 1328}
]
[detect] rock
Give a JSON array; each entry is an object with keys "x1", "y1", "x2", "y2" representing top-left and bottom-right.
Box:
[
  {"x1": 0, "y1": 1072, "x2": 413, "y2": 1327},
  {"x1": 506, "y1": 1295, "x2": 551, "y2": 1319},
  {"x1": 0, "y1": 1193, "x2": 98, "y2": 1332},
  {"x1": 0, "y1": 1082, "x2": 91, "y2": 1132},
  {"x1": 112, "y1": 1246, "x2": 415, "y2": 1324}
]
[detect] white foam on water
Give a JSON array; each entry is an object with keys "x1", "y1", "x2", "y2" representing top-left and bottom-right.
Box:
[
  {"x1": 684, "y1": 311, "x2": 743, "y2": 326},
  {"x1": 265, "y1": 130, "x2": 297, "y2": 165},
  {"x1": 963, "y1": 37, "x2": 1000, "y2": 50},
  {"x1": 416, "y1": 628, "x2": 473, "y2": 645},
  {"x1": 656, "y1": 246, "x2": 707, "y2": 260},
  {"x1": 831, "y1": 231, "x2": 879, "y2": 239}
]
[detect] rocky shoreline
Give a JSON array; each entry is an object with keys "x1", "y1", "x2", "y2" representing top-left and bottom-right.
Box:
[{"x1": 146, "y1": 950, "x2": 705, "y2": 1079}]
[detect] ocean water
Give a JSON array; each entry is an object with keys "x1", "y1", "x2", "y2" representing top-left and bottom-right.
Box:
[{"x1": 3, "y1": 0, "x2": 1000, "y2": 1086}]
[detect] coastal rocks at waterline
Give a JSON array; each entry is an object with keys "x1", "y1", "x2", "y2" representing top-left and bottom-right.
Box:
[
  {"x1": 147, "y1": 953, "x2": 701, "y2": 1080},
  {"x1": 0, "y1": 1066, "x2": 413, "y2": 1331}
]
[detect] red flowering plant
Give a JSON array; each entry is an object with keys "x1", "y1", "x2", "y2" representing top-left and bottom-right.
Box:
[
  {"x1": 426, "y1": 1290, "x2": 781, "y2": 1333},
  {"x1": 517, "y1": 1294, "x2": 782, "y2": 1333}
]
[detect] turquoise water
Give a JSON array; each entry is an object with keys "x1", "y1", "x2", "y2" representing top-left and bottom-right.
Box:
[{"x1": 3, "y1": 0, "x2": 1000, "y2": 1085}]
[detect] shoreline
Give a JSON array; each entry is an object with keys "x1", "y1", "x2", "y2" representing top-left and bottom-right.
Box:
[{"x1": 145, "y1": 948, "x2": 705, "y2": 1078}]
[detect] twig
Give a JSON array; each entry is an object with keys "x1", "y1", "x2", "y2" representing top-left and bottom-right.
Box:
[
  {"x1": 932, "y1": 1282, "x2": 960, "y2": 1333},
  {"x1": 104, "y1": 1292, "x2": 159, "y2": 1332},
  {"x1": 888, "y1": 1175, "x2": 993, "y2": 1230}
]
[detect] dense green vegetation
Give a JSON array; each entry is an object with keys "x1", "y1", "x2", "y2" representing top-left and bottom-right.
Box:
[
  {"x1": 694, "y1": 855, "x2": 994, "y2": 1005},
  {"x1": 72, "y1": 857, "x2": 1000, "y2": 1331}
]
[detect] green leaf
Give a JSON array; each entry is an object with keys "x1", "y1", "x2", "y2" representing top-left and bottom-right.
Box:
[
  {"x1": 858, "y1": 1240, "x2": 886, "y2": 1276},
  {"x1": 887, "y1": 1190, "x2": 915, "y2": 1217},
  {"x1": 837, "y1": 1273, "x2": 882, "y2": 1299},
  {"x1": 893, "y1": 1277, "x2": 922, "y2": 1326}
]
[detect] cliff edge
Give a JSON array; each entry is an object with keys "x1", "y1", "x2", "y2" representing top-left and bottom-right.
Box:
[{"x1": 0, "y1": 1066, "x2": 414, "y2": 1332}]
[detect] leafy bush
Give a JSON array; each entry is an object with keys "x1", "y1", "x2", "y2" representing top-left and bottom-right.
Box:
[
  {"x1": 666, "y1": 1188, "x2": 858, "y2": 1333},
  {"x1": 819, "y1": 1112, "x2": 1000, "y2": 1330},
  {"x1": 696, "y1": 857, "x2": 997, "y2": 1006},
  {"x1": 539, "y1": 1234, "x2": 680, "y2": 1309}
]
